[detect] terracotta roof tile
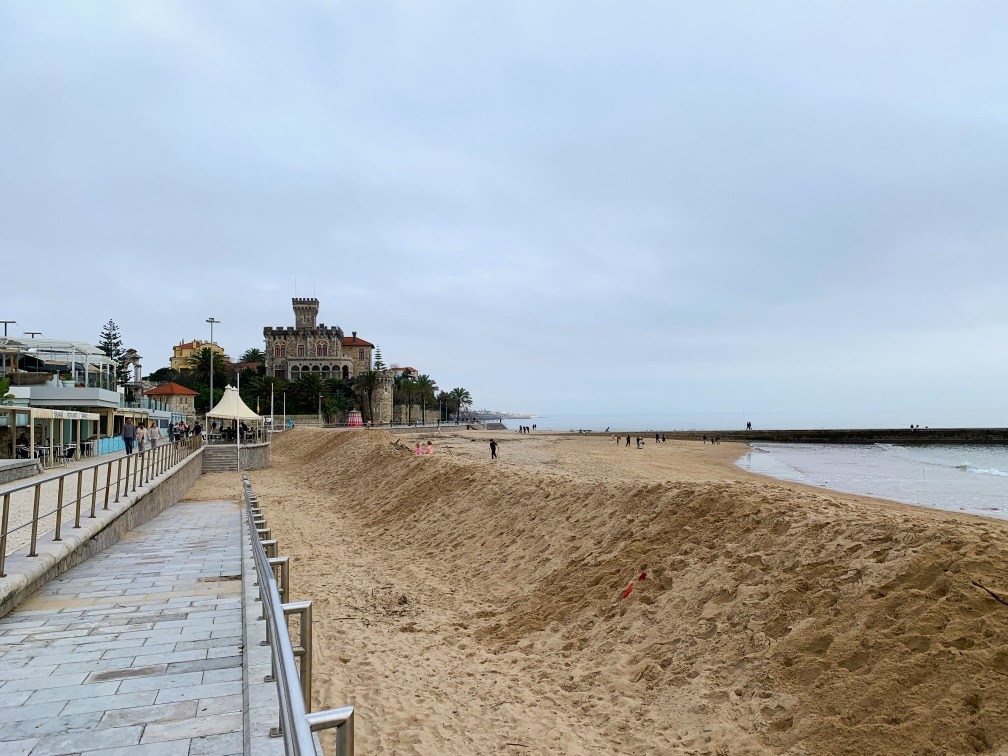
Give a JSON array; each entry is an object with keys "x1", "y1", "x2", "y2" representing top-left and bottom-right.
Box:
[{"x1": 145, "y1": 381, "x2": 199, "y2": 396}]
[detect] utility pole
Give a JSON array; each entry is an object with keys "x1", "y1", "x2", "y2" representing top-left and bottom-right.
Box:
[{"x1": 206, "y1": 317, "x2": 220, "y2": 415}]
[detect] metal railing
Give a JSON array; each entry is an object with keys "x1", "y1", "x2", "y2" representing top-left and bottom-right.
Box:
[
  {"x1": 0, "y1": 436, "x2": 203, "y2": 578},
  {"x1": 242, "y1": 476, "x2": 354, "y2": 755}
]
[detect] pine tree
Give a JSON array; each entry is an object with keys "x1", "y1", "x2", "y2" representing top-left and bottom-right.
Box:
[
  {"x1": 97, "y1": 320, "x2": 131, "y2": 387},
  {"x1": 373, "y1": 347, "x2": 386, "y2": 371}
]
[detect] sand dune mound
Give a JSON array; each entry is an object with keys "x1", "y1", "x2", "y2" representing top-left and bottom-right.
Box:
[{"x1": 238, "y1": 427, "x2": 1008, "y2": 754}]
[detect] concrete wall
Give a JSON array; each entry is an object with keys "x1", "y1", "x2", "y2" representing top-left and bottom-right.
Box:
[
  {"x1": 0, "y1": 459, "x2": 42, "y2": 485},
  {"x1": 0, "y1": 447, "x2": 204, "y2": 618},
  {"x1": 203, "y1": 442, "x2": 270, "y2": 472}
]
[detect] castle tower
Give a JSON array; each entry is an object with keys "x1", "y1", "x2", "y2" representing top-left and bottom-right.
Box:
[{"x1": 292, "y1": 298, "x2": 319, "y2": 330}]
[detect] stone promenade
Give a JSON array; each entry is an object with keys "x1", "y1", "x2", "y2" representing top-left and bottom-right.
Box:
[{"x1": 0, "y1": 499, "x2": 249, "y2": 756}]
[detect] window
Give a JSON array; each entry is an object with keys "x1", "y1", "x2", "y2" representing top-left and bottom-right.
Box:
[
  {"x1": 297, "y1": 344, "x2": 306, "y2": 358},
  {"x1": 358, "y1": 349, "x2": 365, "y2": 360},
  {"x1": 317, "y1": 342, "x2": 328, "y2": 357},
  {"x1": 274, "y1": 343, "x2": 286, "y2": 358}
]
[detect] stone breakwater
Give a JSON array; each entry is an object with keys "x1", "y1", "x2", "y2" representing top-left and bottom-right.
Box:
[{"x1": 609, "y1": 428, "x2": 1008, "y2": 445}]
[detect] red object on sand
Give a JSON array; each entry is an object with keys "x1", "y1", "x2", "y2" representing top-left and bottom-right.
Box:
[
  {"x1": 637, "y1": 571, "x2": 647, "y2": 581},
  {"x1": 621, "y1": 582, "x2": 634, "y2": 599}
]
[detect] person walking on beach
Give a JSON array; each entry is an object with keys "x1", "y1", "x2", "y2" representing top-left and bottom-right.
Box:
[
  {"x1": 122, "y1": 417, "x2": 136, "y2": 455},
  {"x1": 490, "y1": 439, "x2": 498, "y2": 460},
  {"x1": 625, "y1": 435, "x2": 630, "y2": 447},
  {"x1": 148, "y1": 421, "x2": 161, "y2": 450},
  {"x1": 136, "y1": 421, "x2": 148, "y2": 454}
]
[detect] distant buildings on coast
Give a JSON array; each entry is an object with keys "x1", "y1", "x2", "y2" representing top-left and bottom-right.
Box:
[{"x1": 0, "y1": 295, "x2": 446, "y2": 456}]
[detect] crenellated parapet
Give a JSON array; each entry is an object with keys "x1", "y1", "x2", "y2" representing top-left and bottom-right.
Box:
[{"x1": 263, "y1": 298, "x2": 370, "y2": 383}]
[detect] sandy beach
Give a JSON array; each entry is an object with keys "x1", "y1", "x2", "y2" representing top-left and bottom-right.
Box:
[{"x1": 185, "y1": 428, "x2": 1008, "y2": 754}]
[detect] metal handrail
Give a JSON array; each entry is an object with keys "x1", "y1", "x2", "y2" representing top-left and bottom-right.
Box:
[
  {"x1": 0, "y1": 436, "x2": 203, "y2": 577},
  {"x1": 242, "y1": 476, "x2": 354, "y2": 755}
]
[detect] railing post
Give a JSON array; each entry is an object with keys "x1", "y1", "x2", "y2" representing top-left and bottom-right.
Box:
[
  {"x1": 74, "y1": 470, "x2": 83, "y2": 528},
  {"x1": 55, "y1": 477, "x2": 65, "y2": 541},
  {"x1": 104, "y1": 462, "x2": 113, "y2": 510},
  {"x1": 29, "y1": 484, "x2": 41, "y2": 557},
  {"x1": 116, "y1": 456, "x2": 125, "y2": 502},
  {"x1": 0, "y1": 492, "x2": 11, "y2": 577},
  {"x1": 268, "y1": 556, "x2": 289, "y2": 600},
  {"x1": 90, "y1": 465, "x2": 99, "y2": 518},
  {"x1": 283, "y1": 601, "x2": 313, "y2": 712}
]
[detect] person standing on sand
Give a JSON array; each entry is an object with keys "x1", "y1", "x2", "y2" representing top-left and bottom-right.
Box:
[
  {"x1": 122, "y1": 418, "x2": 136, "y2": 455},
  {"x1": 625, "y1": 435, "x2": 630, "y2": 447},
  {"x1": 490, "y1": 439, "x2": 498, "y2": 460}
]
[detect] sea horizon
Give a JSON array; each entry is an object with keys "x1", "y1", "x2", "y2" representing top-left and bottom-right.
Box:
[{"x1": 500, "y1": 410, "x2": 1007, "y2": 433}]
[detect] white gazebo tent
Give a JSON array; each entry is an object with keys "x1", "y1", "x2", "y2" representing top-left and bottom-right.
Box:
[{"x1": 206, "y1": 384, "x2": 264, "y2": 470}]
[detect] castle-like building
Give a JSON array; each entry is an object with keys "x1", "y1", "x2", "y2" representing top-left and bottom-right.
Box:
[{"x1": 264, "y1": 298, "x2": 375, "y2": 381}]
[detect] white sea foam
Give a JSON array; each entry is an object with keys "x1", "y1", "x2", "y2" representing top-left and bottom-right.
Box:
[{"x1": 738, "y1": 443, "x2": 1008, "y2": 520}]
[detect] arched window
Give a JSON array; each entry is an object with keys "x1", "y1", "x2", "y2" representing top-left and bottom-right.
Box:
[
  {"x1": 342, "y1": 365, "x2": 349, "y2": 380},
  {"x1": 274, "y1": 343, "x2": 286, "y2": 358},
  {"x1": 297, "y1": 344, "x2": 306, "y2": 358},
  {"x1": 317, "y1": 342, "x2": 328, "y2": 357}
]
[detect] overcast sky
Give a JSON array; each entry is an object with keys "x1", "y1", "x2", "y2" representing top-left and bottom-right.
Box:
[{"x1": 2, "y1": 2, "x2": 1006, "y2": 428}]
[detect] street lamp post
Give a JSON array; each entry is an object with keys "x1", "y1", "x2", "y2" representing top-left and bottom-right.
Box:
[{"x1": 206, "y1": 317, "x2": 220, "y2": 416}]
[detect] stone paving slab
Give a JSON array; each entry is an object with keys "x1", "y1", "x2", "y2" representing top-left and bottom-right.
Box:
[{"x1": 0, "y1": 500, "x2": 248, "y2": 756}]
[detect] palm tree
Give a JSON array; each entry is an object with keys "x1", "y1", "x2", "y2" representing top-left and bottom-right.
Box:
[
  {"x1": 291, "y1": 372, "x2": 324, "y2": 414},
  {"x1": 396, "y1": 374, "x2": 418, "y2": 424},
  {"x1": 415, "y1": 374, "x2": 437, "y2": 425},
  {"x1": 247, "y1": 375, "x2": 287, "y2": 415},
  {"x1": 354, "y1": 370, "x2": 381, "y2": 423},
  {"x1": 449, "y1": 387, "x2": 472, "y2": 422},
  {"x1": 187, "y1": 347, "x2": 229, "y2": 389},
  {"x1": 240, "y1": 347, "x2": 265, "y2": 364}
]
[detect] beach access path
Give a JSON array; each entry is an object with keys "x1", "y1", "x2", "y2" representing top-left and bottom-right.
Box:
[{"x1": 0, "y1": 498, "x2": 261, "y2": 755}]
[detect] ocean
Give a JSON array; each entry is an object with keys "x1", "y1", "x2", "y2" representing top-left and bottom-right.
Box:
[
  {"x1": 737, "y1": 443, "x2": 1007, "y2": 520},
  {"x1": 498, "y1": 418, "x2": 1007, "y2": 520}
]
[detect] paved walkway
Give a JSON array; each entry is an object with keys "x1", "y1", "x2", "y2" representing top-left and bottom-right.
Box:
[{"x1": 0, "y1": 500, "x2": 245, "y2": 756}]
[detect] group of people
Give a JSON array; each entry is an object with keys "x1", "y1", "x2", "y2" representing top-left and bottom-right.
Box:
[
  {"x1": 703, "y1": 435, "x2": 722, "y2": 445},
  {"x1": 414, "y1": 441, "x2": 435, "y2": 456},
  {"x1": 516, "y1": 425, "x2": 534, "y2": 434},
  {"x1": 612, "y1": 434, "x2": 668, "y2": 448},
  {"x1": 121, "y1": 417, "x2": 162, "y2": 456},
  {"x1": 122, "y1": 418, "x2": 203, "y2": 455}
]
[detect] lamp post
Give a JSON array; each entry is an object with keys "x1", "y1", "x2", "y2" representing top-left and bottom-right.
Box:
[{"x1": 206, "y1": 317, "x2": 220, "y2": 416}]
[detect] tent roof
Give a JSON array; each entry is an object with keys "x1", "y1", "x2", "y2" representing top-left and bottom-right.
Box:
[{"x1": 206, "y1": 384, "x2": 262, "y2": 421}]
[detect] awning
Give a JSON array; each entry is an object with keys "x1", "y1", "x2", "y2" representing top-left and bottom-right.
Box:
[
  {"x1": 0, "y1": 407, "x2": 100, "y2": 422},
  {"x1": 34, "y1": 408, "x2": 101, "y2": 421}
]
